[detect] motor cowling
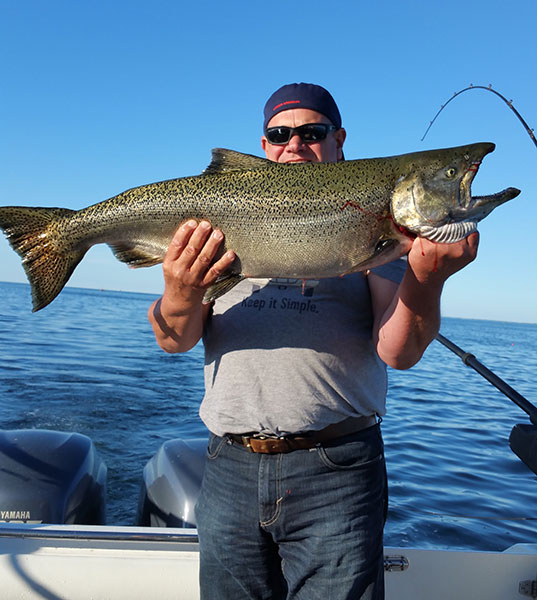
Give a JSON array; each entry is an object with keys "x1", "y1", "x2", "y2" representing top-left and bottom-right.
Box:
[
  {"x1": 137, "y1": 438, "x2": 207, "y2": 528},
  {"x1": 0, "y1": 429, "x2": 107, "y2": 525}
]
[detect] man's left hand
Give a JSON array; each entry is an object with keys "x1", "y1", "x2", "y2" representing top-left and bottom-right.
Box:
[{"x1": 407, "y1": 232, "x2": 479, "y2": 286}]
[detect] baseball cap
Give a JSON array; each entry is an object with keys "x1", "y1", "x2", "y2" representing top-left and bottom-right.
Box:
[{"x1": 263, "y1": 83, "x2": 342, "y2": 131}]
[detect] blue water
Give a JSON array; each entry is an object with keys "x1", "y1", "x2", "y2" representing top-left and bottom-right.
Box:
[{"x1": 0, "y1": 281, "x2": 536, "y2": 552}]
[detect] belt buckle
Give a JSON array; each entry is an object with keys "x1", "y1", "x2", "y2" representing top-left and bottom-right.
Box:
[
  {"x1": 241, "y1": 433, "x2": 281, "y2": 453},
  {"x1": 240, "y1": 434, "x2": 255, "y2": 451}
]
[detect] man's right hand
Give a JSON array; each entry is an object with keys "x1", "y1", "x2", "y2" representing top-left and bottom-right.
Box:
[
  {"x1": 148, "y1": 220, "x2": 236, "y2": 353},
  {"x1": 162, "y1": 219, "x2": 236, "y2": 308}
]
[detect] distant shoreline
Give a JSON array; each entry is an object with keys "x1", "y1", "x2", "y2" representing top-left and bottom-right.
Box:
[{"x1": 1, "y1": 280, "x2": 535, "y2": 326}]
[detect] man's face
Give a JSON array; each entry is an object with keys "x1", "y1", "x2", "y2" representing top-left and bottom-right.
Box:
[{"x1": 261, "y1": 108, "x2": 346, "y2": 164}]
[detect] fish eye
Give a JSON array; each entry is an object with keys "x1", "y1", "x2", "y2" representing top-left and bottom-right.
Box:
[{"x1": 445, "y1": 167, "x2": 457, "y2": 179}]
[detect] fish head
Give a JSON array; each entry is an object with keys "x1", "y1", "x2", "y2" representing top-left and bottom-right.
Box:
[{"x1": 391, "y1": 142, "x2": 520, "y2": 243}]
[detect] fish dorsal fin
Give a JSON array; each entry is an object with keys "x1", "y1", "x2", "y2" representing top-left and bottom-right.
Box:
[{"x1": 203, "y1": 148, "x2": 273, "y2": 175}]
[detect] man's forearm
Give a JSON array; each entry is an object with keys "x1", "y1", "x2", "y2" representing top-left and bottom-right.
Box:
[
  {"x1": 148, "y1": 296, "x2": 205, "y2": 354},
  {"x1": 375, "y1": 270, "x2": 443, "y2": 370},
  {"x1": 373, "y1": 234, "x2": 479, "y2": 370}
]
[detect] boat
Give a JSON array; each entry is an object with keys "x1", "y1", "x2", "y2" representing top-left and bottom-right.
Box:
[
  {"x1": 1, "y1": 337, "x2": 537, "y2": 599},
  {"x1": 1, "y1": 521, "x2": 536, "y2": 600},
  {"x1": 1, "y1": 428, "x2": 537, "y2": 600}
]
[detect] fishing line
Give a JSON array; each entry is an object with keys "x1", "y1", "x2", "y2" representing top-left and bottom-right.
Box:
[{"x1": 421, "y1": 84, "x2": 537, "y2": 149}]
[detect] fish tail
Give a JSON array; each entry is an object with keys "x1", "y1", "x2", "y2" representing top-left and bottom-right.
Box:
[{"x1": 0, "y1": 206, "x2": 84, "y2": 311}]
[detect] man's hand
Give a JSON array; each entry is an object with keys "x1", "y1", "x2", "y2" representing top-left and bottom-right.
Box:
[
  {"x1": 148, "y1": 220, "x2": 235, "y2": 353},
  {"x1": 407, "y1": 232, "x2": 479, "y2": 286},
  {"x1": 161, "y1": 220, "x2": 235, "y2": 311}
]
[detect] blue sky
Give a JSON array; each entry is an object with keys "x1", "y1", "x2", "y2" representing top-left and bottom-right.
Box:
[{"x1": 1, "y1": 1, "x2": 536, "y2": 323}]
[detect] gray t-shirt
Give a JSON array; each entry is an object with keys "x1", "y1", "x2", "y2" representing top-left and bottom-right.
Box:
[{"x1": 200, "y1": 260, "x2": 407, "y2": 436}]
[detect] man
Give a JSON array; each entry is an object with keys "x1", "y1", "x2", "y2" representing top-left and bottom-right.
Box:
[{"x1": 148, "y1": 83, "x2": 478, "y2": 599}]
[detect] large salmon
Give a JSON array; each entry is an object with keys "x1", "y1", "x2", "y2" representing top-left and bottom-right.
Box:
[{"x1": 0, "y1": 143, "x2": 519, "y2": 311}]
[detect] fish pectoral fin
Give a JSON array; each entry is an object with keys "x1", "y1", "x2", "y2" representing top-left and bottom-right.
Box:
[
  {"x1": 203, "y1": 273, "x2": 245, "y2": 304},
  {"x1": 203, "y1": 149, "x2": 273, "y2": 175},
  {"x1": 108, "y1": 243, "x2": 163, "y2": 268},
  {"x1": 345, "y1": 238, "x2": 413, "y2": 273}
]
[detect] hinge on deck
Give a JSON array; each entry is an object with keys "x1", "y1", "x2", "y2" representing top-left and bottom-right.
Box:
[
  {"x1": 384, "y1": 555, "x2": 409, "y2": 572},
  {"x1": 519, "y1": 574, "x2": 537, "y2": 597}
]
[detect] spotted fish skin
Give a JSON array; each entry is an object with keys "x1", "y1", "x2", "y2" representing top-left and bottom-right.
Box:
[{"x1": 0, "y1": 143, "x2": 519, "y2": 311}]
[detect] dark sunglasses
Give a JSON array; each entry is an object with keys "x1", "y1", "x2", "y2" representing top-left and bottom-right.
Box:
[{"x1": 264, "y1": 123, "x2": 337, "y2": 145}]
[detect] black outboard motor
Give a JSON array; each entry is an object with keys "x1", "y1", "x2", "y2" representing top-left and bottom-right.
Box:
[
  {"x1": 137, "y1": 438, "x2": 207, "y2": 527},
  {"x1": 0, "y1": 429, "x2": 107, "y2": 525}
]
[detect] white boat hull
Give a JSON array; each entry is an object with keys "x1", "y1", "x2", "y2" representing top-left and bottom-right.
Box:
[{"x1": 1, "y1": 523, "x2": 536, "y2": 599}]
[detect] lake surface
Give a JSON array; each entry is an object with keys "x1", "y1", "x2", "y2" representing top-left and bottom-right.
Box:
[{"x1": 0, "y1": 281, "x2": 536, "y2": 551}]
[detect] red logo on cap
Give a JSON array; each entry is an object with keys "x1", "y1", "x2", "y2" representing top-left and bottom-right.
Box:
[{"x1": 273, "y1": 100, "x2": 301, "y2": 111}]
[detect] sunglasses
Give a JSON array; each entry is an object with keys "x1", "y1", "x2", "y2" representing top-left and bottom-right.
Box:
[{"x1": 264, "y1": 123, "x2": 337, "y2": 145}]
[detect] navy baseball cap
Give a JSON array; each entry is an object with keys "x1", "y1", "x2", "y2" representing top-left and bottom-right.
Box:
[{"x1": 263, "y1": 83, "x2": 342, "y2": 131}]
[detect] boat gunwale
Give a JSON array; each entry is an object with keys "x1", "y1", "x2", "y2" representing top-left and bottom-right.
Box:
[{"x1": 0, "y1": 523, "x2": 199, "y2": 543}]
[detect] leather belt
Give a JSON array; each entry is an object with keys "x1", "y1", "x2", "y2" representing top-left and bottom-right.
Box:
[{"x1": 226, "y1": 415, "x2": 377, "y2": 454}]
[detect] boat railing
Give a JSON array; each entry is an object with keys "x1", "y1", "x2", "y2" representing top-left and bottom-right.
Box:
[{"x1": 0, "y1": 523, "x2": 199, "y2": 544}]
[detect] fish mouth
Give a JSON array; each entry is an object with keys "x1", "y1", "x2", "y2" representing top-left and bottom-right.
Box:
[
  {"x1": 452, "y1": 187, "x2": 521, "y2": 219},
  {"x1": 437, "y1": 152, "x2": 520, "y2": 242},
  {"x1": 454, "y1": 142, "x2": 518, "y2": 215},
  {"x1": 420, "y1": 187, "x2": 521, "y2": 243},
  {"x1": 456, "y1": 160, "x2": 482, "y2": 210}
]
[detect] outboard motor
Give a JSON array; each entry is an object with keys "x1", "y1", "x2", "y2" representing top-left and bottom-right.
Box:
[
  {"x1": 0, "y1": 429, "x2": 107, "y2": 525},
  {"x1": 137, "y1": 438, "x2": 207, "y2": 527}
]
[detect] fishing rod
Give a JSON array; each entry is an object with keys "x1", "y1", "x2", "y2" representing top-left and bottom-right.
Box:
[
  {"x1": 436, "y1": 333, "x2": 537, "y2": 475},
  {"x1": 425, "y1": 86, "x2": 537, "y2": 473},
  {"x1": 436, "y1": 333, "x2": 537, "y2": 423},
  {"x1": 422, "y1": 84, "x2": 537, "y2": 149}
]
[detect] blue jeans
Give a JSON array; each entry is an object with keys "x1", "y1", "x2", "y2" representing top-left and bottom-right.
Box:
[{"x1": 195, "y1": 424, "x2": 387, "y2": 600}]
